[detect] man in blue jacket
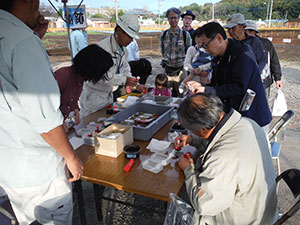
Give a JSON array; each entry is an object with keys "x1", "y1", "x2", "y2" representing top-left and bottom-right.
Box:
[{"x1": 187, "y1": 22, "x2": 271, "y2": 132}]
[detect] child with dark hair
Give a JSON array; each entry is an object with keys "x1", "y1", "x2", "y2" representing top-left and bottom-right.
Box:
[
  {"x1": 54, "y1": 44, "x2": 113, "y2": 131},
  {"x1": 151, "y1": 74, "x2": 172, "y2": 96}
]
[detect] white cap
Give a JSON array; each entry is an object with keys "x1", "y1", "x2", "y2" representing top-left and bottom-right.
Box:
[
  {"x1": 116, "y1": 14, "x2": 140, "y2": 39},
  {"x1": 224, "y1": 13, "x2": 246, "y2": 29},
  {"x1": 245, "y1": 20, "x2": 259, "y2": 33}
]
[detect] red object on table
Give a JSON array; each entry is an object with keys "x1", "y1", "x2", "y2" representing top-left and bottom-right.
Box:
[
  {"x1": 175, "y1": 146, "x2": 181, "y2": 151},
  {"x1": 124, "y1": 159, "x2": 135, "y2": 172},
  {"x1": 184, "y1": 152, "x2": 192, "y2": 159}
]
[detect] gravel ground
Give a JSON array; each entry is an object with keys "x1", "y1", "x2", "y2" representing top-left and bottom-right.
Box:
[{"x1": 69, "y1": 56, "x2": 300, "y2": 225}]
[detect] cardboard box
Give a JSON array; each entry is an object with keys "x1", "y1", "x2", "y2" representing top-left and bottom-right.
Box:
[{"x1": 95, "y1": 124, "x2": 133, "y2": 158}]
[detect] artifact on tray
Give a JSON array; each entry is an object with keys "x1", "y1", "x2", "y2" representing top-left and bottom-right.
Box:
[{"x1": 120, "y1": 112, "x2": 160, "y2": 127}]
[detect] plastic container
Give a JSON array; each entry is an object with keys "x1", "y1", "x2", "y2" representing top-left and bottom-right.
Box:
[
  {"x1": 154, "y1": 96, "x2": 172, "y2": 105},
  {"x1": 109, "y1": 102, "x2": 174, "y2": 141},
  {"x1": 82, "y1": 133, "x2": 96, "y2": 146},
  {"x1": 142, "y1": 153, "x2": 168, "y2": 174},
  {"x1": 76, "y1": 127, "x2": 95, "y2": 136},
  {"x1": 87, "y1": 122, "x2": 104, "y2": 130}
]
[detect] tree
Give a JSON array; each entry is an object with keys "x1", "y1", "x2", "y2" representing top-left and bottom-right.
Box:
[
  {"x1": 109, "y1": 10, "x2": 124, "y2": 23},
  {"x1": 92, "y1": 13, "x2": 104, "y2": 18}
]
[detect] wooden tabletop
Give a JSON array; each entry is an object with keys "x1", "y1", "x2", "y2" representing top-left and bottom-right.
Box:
[{"x1": 71, "y1": 108, "x2": 185, "y2": 202}]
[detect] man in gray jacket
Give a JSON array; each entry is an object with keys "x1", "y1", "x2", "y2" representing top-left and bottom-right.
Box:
[
  {"x1": 175, "y1": 93, "x2": 277, "y2": 225},
  {"x1": 79, "y1": 14, "x2": 147, "y2": 117}
]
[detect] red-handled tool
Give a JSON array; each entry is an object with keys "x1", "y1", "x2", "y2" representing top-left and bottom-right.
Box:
[
  {"x1": 124, "y1": 159, "x2": 135, "y2": 172},
  {"x1": 184, "y1": 152, "x2": 192, "y2": 159}
]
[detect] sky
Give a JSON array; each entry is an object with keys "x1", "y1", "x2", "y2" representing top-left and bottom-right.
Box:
[{"x1": 41, "y1": 0, "x2": 216, "y2": 14}]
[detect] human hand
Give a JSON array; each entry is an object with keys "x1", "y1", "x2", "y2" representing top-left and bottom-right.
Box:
[
  {"x1": 63, "y1": 122, "x2": 69, "y2": 133},
  {"x1": 32, "y1": 13, "x2": 49, "y2": 39},
  {"x1": 65, "y1": 155, "x2": 84, "y2": 182},
  {"x1": 186, "y1": 81, "x2": 205, "y2": 94},
  {"x1": 126, "y1": 77, "x2": 138, "y2": 87},
  {"x1": 136, "y1": 84, "x2": 148, "y2": 93},
  {"x1": 174, "y1": 134, "x2": 192, "y2": 149},
  {"x1": 74, "y1": 109, "x2": 80, "y2": 125},
  {"x1": 275, "y1": 80, "x2": 282, "y2": 89},
  {"x1": 178, "y1": 155, "x2": 193, "y2": 171},
  {"x1": 192, "y1": 67, "x2": 201, "y2": 74}
]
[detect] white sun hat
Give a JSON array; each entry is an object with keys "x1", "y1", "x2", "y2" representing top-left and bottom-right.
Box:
[
  {"x1": 116, "y1": 14, "x2": 140, "y2": 39},
  {"x1": 245, "y1": 20, "x2": 259, "y2": 33}
]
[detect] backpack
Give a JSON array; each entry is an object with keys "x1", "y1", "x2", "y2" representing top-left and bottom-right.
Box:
[{"x1": 162, "y1": 29, "x2": 189, "y2": 53}]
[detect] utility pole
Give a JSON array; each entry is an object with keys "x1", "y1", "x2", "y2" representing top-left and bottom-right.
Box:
[
  {"x1": 212, "y1": 3, "x2": 215, "y2": 20},
  {"x1": 158, "y1": 0, "x2": 161, "y2": 26},
  {"x1": 268, "y1": 0, "x2": 273, "y2": 28},
  {"x1": 113, "y1": 0, "x2": 118, "y2": 21},
  {"x1": 266, "y1": 0, "x2": 270, "y2": 21},
  {"x1": 158, "y1": 0, "x2": 164, "y2": 26}
]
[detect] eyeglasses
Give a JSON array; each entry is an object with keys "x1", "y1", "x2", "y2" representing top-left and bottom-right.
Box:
[
  {"x1": 183, "y1": 17, "x2": 193, "y2": 21},
  {"x1": 201, "y1": 34, "x2": 217, "y2": 49},
  {"x1": 168, "y1": 16, "x2": 179, "y2": 21}
]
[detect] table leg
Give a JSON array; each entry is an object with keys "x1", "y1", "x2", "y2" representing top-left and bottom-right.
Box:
[
  {"x1": 93, "y1": 184, "x2": 105, "y2": 223},
  {"x1": 74, "y1": 180, "x2": 87, "y2": 225}
]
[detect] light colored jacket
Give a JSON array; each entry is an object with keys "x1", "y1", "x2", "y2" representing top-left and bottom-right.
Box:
[
  {"x1": 79, "y1": 35, "x2": 132, "y2": 117},
  {"x1": 126, "y1": 39, "x2": 139, "y2": 61},
  {"x1": 70, "y1": 29, "x2": 88, "y2": 58},
  {"x1": 185, "y1": 110, "x2": 278, "y2": 225}
]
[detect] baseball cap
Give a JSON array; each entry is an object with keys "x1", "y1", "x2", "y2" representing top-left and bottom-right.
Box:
[
  {"x1": 116, "y1": 14, "x2": 140, "y2": 39},
  {"x1": 224, "y1": 13, "x2": 246, "y2": 29},
  {"x1": 245, "y1": 20, "x2": 259, "y2": 33},
  {"x1": 181, "y1": 10, "x2": 195, "y2": 20}
]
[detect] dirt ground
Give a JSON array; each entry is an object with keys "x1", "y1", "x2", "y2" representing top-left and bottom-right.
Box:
[{"x1": 45, "y1": 32, "x2": 300, "y2": 225}]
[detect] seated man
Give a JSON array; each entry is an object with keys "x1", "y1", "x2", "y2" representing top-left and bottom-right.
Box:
[
  {"x1": 175, "y1": 93, "x2": 278, "y2": 225},
  {"x1": 54, "y1": 44, "x2": 113, "y2": 131}
]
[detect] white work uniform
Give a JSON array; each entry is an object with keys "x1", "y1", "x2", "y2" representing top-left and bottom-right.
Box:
[
  {"x1": 0, "y1": 9, "x2": 72, "y2": 225},
  {"x1": 79, "y1": 34, "x2": 133, "y2": 117}
]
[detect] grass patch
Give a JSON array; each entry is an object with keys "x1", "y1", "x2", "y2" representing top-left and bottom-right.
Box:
[
  {"x1": 45, "y1": 32, "x2": 68, "y2": 36},
  {"x1": 45, "y1": 31, "x2": 108, "y2": 36}
]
